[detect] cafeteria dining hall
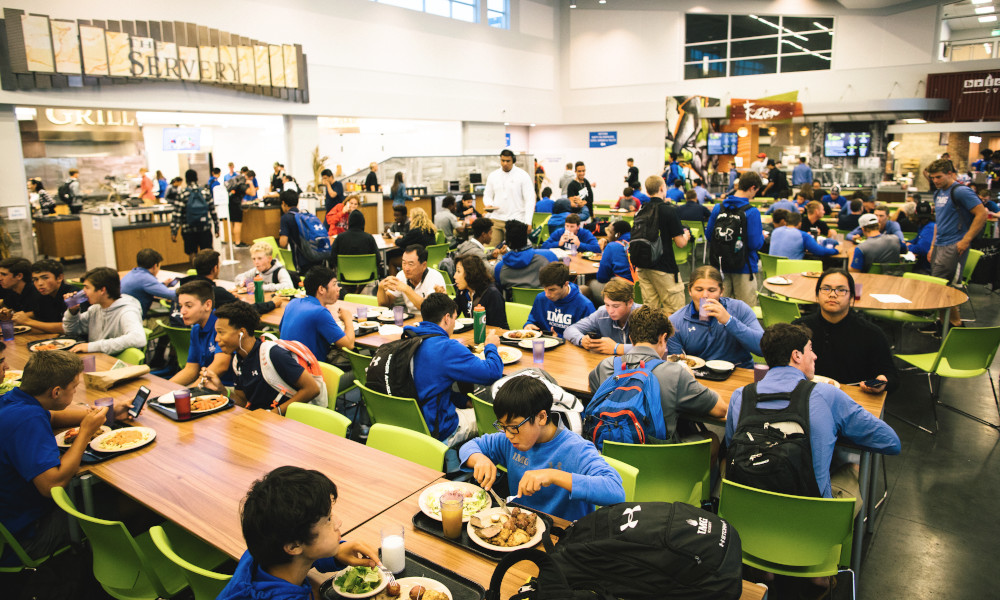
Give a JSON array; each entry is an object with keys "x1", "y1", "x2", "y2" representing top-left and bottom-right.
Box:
[{"x1": 4, "y1": 0, "x2": 1000, "y2": 598}]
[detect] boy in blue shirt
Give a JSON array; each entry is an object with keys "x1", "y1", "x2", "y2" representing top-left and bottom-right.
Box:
[
  {"x1": 279, "y1": 266, "x2": 355, "y2": 363},
  {"x1": 525, "y1": 262, "x2": 595, "y2": 337},
  {"x1": 535, "y1": 187, "x2": 554, "y2": 213},
  {"x1": 217, "y1": 466, "x2": 380, "y2": 600},
  {"x1": 768, "y1": 211, "x2": 839, "y2": 260},
  {"x1": 120, "y1": 248, "x2": 178, "y2": 318},
  {"x1": 540, "y1": 214, "x2": 600, "y2": 253},
  {"x1": 169, "y1": 280, "x2": 233, "y2": 386},
  {"x1": 460, "y1": 376, "x2": 625, "y2": 521}
]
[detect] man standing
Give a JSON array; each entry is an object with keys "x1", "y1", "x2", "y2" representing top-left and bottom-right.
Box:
[
  {"x1": 365, "y1": 162, "x2": 380, "y2": 192},
  {"x1": 377, "y1": 245, "x2": 447, "y2": 312},
  {"x1": 762, "y1": 160, "x2": 790, "y2": 198},
  {"x1": 927, "y1": 159, "x2": 988, "y2": 328},
  {"x1": 320, "y1": 168, "x2": 344, "y2": 212},
  {"x1": 270, "y1": 162, "x2": 285, "y2": 196},
  {"x1": 483, "y1": 149, "x2": 535, "y2": 246},
  {"x1": 278, "y1": 190, "x2": 319, "y2": 275},
  {"x1": 58, "y1": 169, "x2": 83, "y2": 214},
  {"x1": 567, "y1": 161, "x2": 595, "y2": 218},
  {"x1": 624, "y1": 158, "x2": 640, "y2": 190},
  {"x1": 750, "y1": 153, "x2": 769, "y2": 177},
  {"x1": 706, "y1": 172, "x2": 764, "y2": 306},
  {"x1": 171, "y1": 169, "x2": 220, "y2": 264},
  {"x1": 558, "y1": 162, "x2": 575, "y2": 198},
  {"x1": 280, "y1": 267, "x2": 356, "y2": 363},
  {"x1": 223, "y1": 162, "x2": 237, "y2": 183},
  {"x1": 792, "y1": 156, "x2": 814, "y2": 187},
  {"x1": 849, "y1": 214, "x2": 902, "y2": 273},
  {"x1": 633, "y1": 175, "x2": 691, "y2": 312}
]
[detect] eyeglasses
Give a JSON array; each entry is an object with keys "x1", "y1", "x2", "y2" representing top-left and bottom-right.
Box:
[
  {"x1": 818, "y1": 286, "x2": 851, "y2": 297},
  {"x1": 493, "y1": 414, "x2": 534, "y2": 435}
]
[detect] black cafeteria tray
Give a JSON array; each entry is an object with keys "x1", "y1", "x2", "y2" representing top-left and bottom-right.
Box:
[
  {"x1": 149, "y1": 388, "x2": 233, "y2": 421},
  {"x1": 320, "y1": 550, "x2": 485, "y2": 600},
  {"x1": 411, "y1": 506, "x2": 556, "y2": 562},
  {"x1": 693, "y1": 368, "x2": 733, "y2": 382},
  {"x1": 499, "y1": 335, "x2": 564, "y2": 351},
  {"x1": 75, "y1": 422, "x2": 155, "y2": 464}
]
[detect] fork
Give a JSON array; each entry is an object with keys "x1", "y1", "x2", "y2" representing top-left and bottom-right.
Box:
[{"x1": 378, "y1": 565, "x2": 397, "y2": 588}]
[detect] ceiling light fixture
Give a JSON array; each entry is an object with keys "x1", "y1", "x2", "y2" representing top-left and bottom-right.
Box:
[
  {"x1": 800, "y1": 126, "x2": 809, "y2": 137},
  {"x1": 767, "y1": 126, "x2": 777, "y2": 136},
  {"x1": 737, "y1": 126, "x2": 749, "y2": 138},
  {"x1": 504, "y1": 122, "x2": 510, "y2": 126},
  {"x1": 598, "y1": 0, "x2": 606, "y2": 4},
  {"x1": 970, "y1": 135, "x2": 983, "y2": 143},
  {"x1": 980, "y1": 15, "x2": 998, "y2": 22},
  {"x1": 976, "y1": 6, "x2": 995, "y2": 14},
  {"x1": 569, "y1": 2, "x2": 576, "y2": 7},
  {"x1": 973, "y1": 0, "x2": 991, "y2": 4}
]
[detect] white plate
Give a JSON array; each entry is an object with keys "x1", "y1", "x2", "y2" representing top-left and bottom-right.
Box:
[
  {"x1": 811, "y1": 374, "x2": 841, "y2": 389},
  {"x1": 55, "y1": 425, "x2": 111, "y2": 448},
  {"x1": 13, "y1": 326, "x2": 30, "y2": 335},
  {"x1": 28, "y1": 338, "x2": 78, "y2": 352},
  {"x1": 456, "y1": 317, "x2": 474, "y2": 325},
  {"x1": 190, "y1": 394, "x2": 229, "y2": 414},
  {"x1": 502, "y1": 330, "x2": 541, "y2": 341},
  {"x1": 157, "y1": 391, "x2": 176, "y2": 405},
  {"x1": 4, "y1": 369, "x2": 22, "y2": 382},
  {"x1": 418, "y1": 481, "x2": 492, "y2": 522},
  {"x1": 373, "y1": 577, "x2": 452, "y2": 600},
  {"x1": 467, "y1": 507, "x2": 546, "y2": 553},
  {"x1": 477, "y1": 347, "x2": 522, "y2": 365},
  {"x1": 329, "y1": 566, "x2": 388, "y2": 599},
  {"x1": 518, "y1": 337, "x2": 559, "y2": 349},
  {"x1": 378, "y1": 325, "x2": 403, "y2": 336},
  {"x1": 765, "y1": 276, "x2": 793, "y2": 285},
  {"x1": 705, "y1": 359, "x2": 735, "y2": 372},
  {"x1": 89, "y1": 427, "x2": 156, "y2": 453},
  {"x1": 666, "y1": 355, "x2": 706, "y2": 369}
]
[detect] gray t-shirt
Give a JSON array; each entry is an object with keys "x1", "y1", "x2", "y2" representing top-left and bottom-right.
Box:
[
  {"x1": 587, "y1": 346, "x2": 719, "y2": 442},
  {"x1": 434, "y1": 210, "x2": 461, "y2": 242},
  {"x1": 853, "y1": 233, "x2": 902, "y2": 272}
]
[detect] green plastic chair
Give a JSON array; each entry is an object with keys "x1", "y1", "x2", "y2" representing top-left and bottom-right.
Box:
[
  {"x1": 344, "y1": 293, "x2": 379, "y2": 307},
  {"x1": 719, "y1": 479, "x2": 856, "y2": 591},
  {"x1": 435, "y1": 230, "x2": 447, "y2": 245},
  {"x1": 511, "y1": 287, "x2": 543, "y2": 305},
  {"x1": 532, "y1": 212, "x2": 551, "y2": 228},
  {"x1": 355, "y1": 380, "x2": 431, "y2": 436},
  {"x1": 535, "y1": 224, "x2": 550, "y2": 247},
  {"x1": 425, "y1": 244, "x2": 450, "y2": 270},
  {"x1": 869, "y1": 262, "x2": 914, "y2": 276},
  {"x1": 672, "y1": 240, "x2": 691, "y2": 276},
  {"x1": 432, "y1": 268, "x2": 454, "y2": 286},
  {"x1": 757, "y1": 293, "x2": 802, "y2": 328},
  {"x1": 366, "y1": 423, "x2": 447, "y2": 471},
  {"x1": 602, "y1": 455, "x2": 639, "y2": 503},
  {"x1": 51, "y1": 487, "x2": 227, "y2": 600},
  {"x1": 253, "y1": 236, "x2": 283, "y2": 264},
  {"x1": 469, "y1": 393, "x2": 496, "y2": 437},
  {"x1": 157, "y1": 319, "x2": 192, "y2": 367},
  {"x1": 903, "y1": 271, "x2": 949, "y2": 286},
  {"x1": 758, "y1": 252, "x2": 779, "y2": 280},
  {"x1": 602, "y1": 439, "x2": 711, "y2": 506},
  {"x1": 505, "y1": 302, "x2": 532, "y2": 330},
  {"x1": 148, "y1": 526, "x2": 231, "y2": 600},
  {"x1": 681, "y1": 220, "x2": 706, "y2": 263},
  {"x1": 902, "y1": 230, "x2": 918, "y2": 242},
  {"x1": 115, "y1": 347, "x2": 146, "y2": 365},
  {"x1": 959, "y1": 249, "x2": 984, "y2": 321},
  {"x1": 337, "y1": 254, "x2": 379, "y2": 287},
  {"x1": 185, "y1": 269, "x2": 197, "y2": 276},
  {"x1": 342, "y1": 348, "x2": 373, "y2": 386},
  {"x1": 895, "y1": 326, "x2": 1000, "y2": 433},
  {"x1": 319, "y1": 360, "x2": 351, "y2": 400},
  {"x1": 0, "y1": 520, "x2": 72, "y2": 574},
  {"x1": 278, "y1": 247, "x2": 297, "y2": 273},
  {"x1": 775, "y1": 259, "x2": 823, "y2": 276},
  {"x1": 286, "y1": 402, "x2": 351, "y2": 438}
]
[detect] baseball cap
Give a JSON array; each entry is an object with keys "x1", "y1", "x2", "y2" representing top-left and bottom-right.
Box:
[
  {"x1": 859, "y1": 213, "x2": 879, "y2": 228},
  {"x1": 915, "y1": 200, "x2": 933, "y2": 216},
  {"x1": 757, "y1": 152, "x2": 767, "y2": 158}
]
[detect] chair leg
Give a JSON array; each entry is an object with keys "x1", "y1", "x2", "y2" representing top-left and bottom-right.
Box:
[
  {"x1": 837, "y1": 568, "x2": 857, "y2": 600},
  {"x1": 935, "y1": 369, "x2": 1000, "y2": 430},
  {"x1": 887, "y1": 372, "x2": 937, "y2": 434}
]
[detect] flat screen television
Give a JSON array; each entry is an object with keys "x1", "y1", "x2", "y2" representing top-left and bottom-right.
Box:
[
  {"x1": 824, "y1": 132, "x2": 871, "y2": 158},
  {"x1": 162, "y1": 127, "x2": 201, "y2": 151},
  {"x1": 707, "y1": 132, "x2": 739, "y2": 155},
  {"x1": 469, "y1": 172, "x2": 483, "y2": 184}
]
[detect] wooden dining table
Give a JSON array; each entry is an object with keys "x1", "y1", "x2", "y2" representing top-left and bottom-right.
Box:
[{"x1": 763, "y1": 271, "x2": 967, "y2": 312}]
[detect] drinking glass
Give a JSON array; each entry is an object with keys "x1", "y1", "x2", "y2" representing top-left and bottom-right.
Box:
[
  {"x1": 0, "y1": 320, "x2": 13, "y2": 342},
  {"x1": 393, "y1": 305, "x2": 405, "y2": 327},
  {"x1": 854, "y1": 283, "x2": 863, "y2": 300},
  {"x1": 356, "y1": 306, "x2": 367, "y2": 321},
  {"x1": 174, "y1": 389, "x2": 192, "y2": 421},
  {"x1": 95, "y1": 397, "x2": 114, "y2": 426},
  {"x1": 380, "y1": 524, "x2": 406, "y2": 574},
  {"x1": 533, "y1": 339, "x2": 545, "y2": 364},
  {"x1": 753, "y1": 364, "x2": 769, "y2": 382},
  {"x1": 439, "y1": 492, "x2": 464, "y2": 539},
  {"x1": 82, "y1": 355, "x2": 97, "y2": 373}
]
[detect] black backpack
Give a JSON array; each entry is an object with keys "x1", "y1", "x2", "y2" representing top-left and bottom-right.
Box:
[
  {"x1": 365, "y1": 330, "x2": 440, "y2": 399},
  {"x1": 709, "y1": 201, "x2": 752, "y2": 275},
  {"x1": 486, "y1": 502, "x2": 743, "y2": 600},
  {"x1": 726, "y1": 380, "x2": 821, "y2": 497},
  {"x1": 185, "y1": 186, "x2": 211, "y2": 226},
  {"x1": 628, "y1": 199, "x2": 662, "y2": 269},
  {"x1": 57, "y1": 179, "x2": 75, "y2": 204}
]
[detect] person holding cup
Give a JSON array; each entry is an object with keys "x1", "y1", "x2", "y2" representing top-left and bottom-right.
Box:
[{"x1": 666, "y1": 266, "x2": 763, "y2": 369}]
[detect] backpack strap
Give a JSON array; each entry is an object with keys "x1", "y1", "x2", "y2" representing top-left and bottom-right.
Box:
[
  {"x1": 485, "y1": 549, "x2": 573, "y2": 600},
  {"x1": 739, "y1": 379, "x2": 815, "y2": 428}
]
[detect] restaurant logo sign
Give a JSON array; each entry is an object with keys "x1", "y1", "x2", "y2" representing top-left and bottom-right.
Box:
[
  {"x1": 1, "y1": 7, "x2": 309, "y2": 103},
  {"x1": 729, "y1": 97, "x2": 803, "y2": 123},
  {"x1": 926, "y1": 69, "x2": 1000, "y2": 122},
  {"x1": 961, "y1": 73, "x2": 1000, "y2": 94}
]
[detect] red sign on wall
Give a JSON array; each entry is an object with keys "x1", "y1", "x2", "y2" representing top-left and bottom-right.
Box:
[{"x1": 926, "y1": 70, "x2": 1000, "y2": 122}]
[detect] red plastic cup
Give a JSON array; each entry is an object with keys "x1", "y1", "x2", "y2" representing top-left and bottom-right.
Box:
[
  {"x1": 854, "y1": 283, "x2": 863, "y2": 301},
  {"x1": 174, "y1": 389, "x2": 192, "y2": 421},
  {"x1": 753, "y1": 364, "x2": 769, "y2": 382}
]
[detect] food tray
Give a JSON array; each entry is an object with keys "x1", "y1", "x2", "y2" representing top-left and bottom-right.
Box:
[
  {"x1": 320, "y1": 551, "x2": 486, "y2": 600},
  {"x1": 692, "y1": 368, "x2": 734, "y2": 382},
  {"x1": 499, "y1": 336, "x2": 565, "y2": 351},
  {"x1": 580, "y1": 253, "x2": 602, "y2": 262},
  {"x1": 411, "y1": 506, "x2": 556, "y2": 562},
  {"x1": 149, "y1": 387, "x2": 233, "y2": 421},
  {"x1": 76, "y1": 423, "x2": 155, "y2": 464}
]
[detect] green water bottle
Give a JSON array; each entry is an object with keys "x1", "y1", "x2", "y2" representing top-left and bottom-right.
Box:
[
  {"x1": 473, "y1": 304, "x2": 486, "y2": 344},
  {"x1": 253, "y1": 274, "x2": 264, "y2": 304}
]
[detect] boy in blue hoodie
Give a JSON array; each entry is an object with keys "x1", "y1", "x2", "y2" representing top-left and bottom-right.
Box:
[
  {"x1": 460, "y1": 376, "x2": 625, "y2": 522},
  {"x1": 540, "y1": 214, "x2": 600, "y2": 253},
  {"x1": 494, "y1": 220, "x2": 558, "y2": 294},
  {"x1": 535, "y1": 187, "x2": 555, "y2": 213},
  {"x1": 217, "y1": 467, "x2": 380, "y2": 600},
  {"x1": 524, "y1": 262, "x2": 595, "y2": 337}
]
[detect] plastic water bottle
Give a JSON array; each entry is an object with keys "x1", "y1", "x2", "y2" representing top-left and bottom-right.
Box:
[
  {"x1": 473, "y1": 305, "x2": 486, "y2": 344},
  {"x1": 253, "y1": 274, "x2": 264, "y2": 303}
]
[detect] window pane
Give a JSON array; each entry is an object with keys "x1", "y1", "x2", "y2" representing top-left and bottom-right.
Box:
[
  {"x1": 685, "y1": 42, "x2": 727, "y2": 62},
  {"x1": 780, "y1": 53, "x2": 832, "y2": 73},
  {"x1": 731, "y1": 37, "x2": 778, "y2": 58},
  {"x1": 487, "y1": 0, "x2": 505, "y2": 11},
  {"x1": 425, "y1": 0, "x2": 450, "y2": 17},
  {"x1": 488, "y1": 10, "x2": 506, "y2": 28},
  {"x1": 731, "y1": 57, "x2": 777, "y2": 76},
  {"x1": 782, "y1": 17, "x2": 833, "y2": 33},
  {"x1": 378, "y1": 0, "x2": 422, "y2": 9},
  {"x1": 684, "y1": 60, "x2": 727, "y2": 80},
  {"x1": 782, "y1": 32, "x2": 832, "y2": 53},
  {"x1": 731, "y1": 15, "x2": 778, "y2": 39},
  {"x1": 452, "y1": 1, "x2": 476, "y2": 22},
  {"x1": 686, "y1": 14, "x2": 728, "y2": 44}
]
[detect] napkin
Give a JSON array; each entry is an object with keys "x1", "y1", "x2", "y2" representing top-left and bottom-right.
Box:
[{"x1": 378, "y1": 324, "x2": 403, "y2": 335}]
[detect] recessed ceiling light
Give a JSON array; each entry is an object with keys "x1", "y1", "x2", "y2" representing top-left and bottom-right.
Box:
[
  {"x1": 980, "y1": 14, "x2": 998, "y2": 22},
  {"x1": 976, "y1": 6, "x2": 995, "y2": 14},
  {"x1": 530, "y1": 123, "x2": 536, "y2": 127},
  {"x1": 903, "y1": 118, "x2": 927, "y2": 124},
  {"x1": 598, "y1": 0, "x2": 606, "y2": 3},
  {"x1": 504, "y1": 122, "x2": 510, "y2": 126},
  {"x1": 973, "y1": 0, "x2": 991, "y2": 5}
]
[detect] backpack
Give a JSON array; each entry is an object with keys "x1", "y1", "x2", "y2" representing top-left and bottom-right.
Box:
[
  {"x1": 225, "y1": 173, "x2": 246, "y2": 192},
  {"x1": 365, "y1": 330, "x2": 441, "y2": 402},
  {"x1": 58, "y1": 179, "x2": 75, "y2": 204},
  {"x1": 486, "y1": 502, "x2": 743, "y2": 600},
  {"x1": 292, "y1": 210, "x2": 333, "y2": 263},
  {"x1": 231, "y1": 334, "x2": 329, "y2": 409},
  {"x1": 485, "y1": 368, "x2": 585, "y2": 435},
  {"x1": 708, "y1": 201, "x2": 752, "y2": 275},
  {"x1": 185, "y1": 186, "x2": 210, "y2": 226},
  {"x1": 665, "y1": 162, "x2": 684, "y2": 186},
  {"x1": 582, "y1": 356, "x2": 668, "y2": 449},
  {"x1": 627, "y1": 199, "x2": 662, "y2": 269},
  {"x1": 726, "y1": 380, "x2": 821, "y2": 497}
]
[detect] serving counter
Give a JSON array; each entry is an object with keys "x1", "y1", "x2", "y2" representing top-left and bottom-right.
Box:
[{"x1": 34, "y1": 215, "x2": 84, "y2": 258}]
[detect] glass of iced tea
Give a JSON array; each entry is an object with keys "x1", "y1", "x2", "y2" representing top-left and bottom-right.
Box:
[{"x1": 439, "y1": 491, "x2": 464, "y2": 539}]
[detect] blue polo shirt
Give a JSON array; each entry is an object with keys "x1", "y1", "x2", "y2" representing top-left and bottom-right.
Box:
[
  {"x1": 0, "y1": 388, "x2": 61, "y2": 536},
  {"x1": 187, "y1": 312, "x2": 233, "y2": 385},
  {"x1": 279, "y1": 296, "x2": 346, "y2": 361},
  {"x1": 934, "y1": 183, "x2": 983, "y2": 246},
  {"x1": 234, "y1": 339, "x2": 306, "y2": 411}
]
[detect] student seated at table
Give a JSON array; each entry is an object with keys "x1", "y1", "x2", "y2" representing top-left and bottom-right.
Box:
[
  {"x1": 494, "y1": 220, "x2": 557, "y2": 294},
  {"x1": 235, "y1": 243, "x2": 294, "y2": 292},
  {"x1": 387, "y1": 205, "x2": 410, "y2": 236},
  {"x1": 331, "y1": 211, "x2": 380, "y2": 292},
  {"x1": 540, "y1": 214, "x2": 600, "y2": 253},
  {"x1": 665, "y1": 266, "x2": 762, "y2": 369},
  {"x1": 377, "y1": 245, "x2": 446, "y2": 312},
  {"x1": 614, "y1": 187, "x2": 639, "y2": 212},
  {"x1": 792, "y1": 269, "x2": 899, "y2": 393},
  {"x1": 176, "y1": 250, "x2": 285, "y2": 319},
  {"x1": 63, "y1": 267, "x2": 146, "y2": 355},
  {"x1": 800, "y1": 201, "x2": 830, "y2": 237},
  {"x1": 461, "y1": 376, "x2": 625, "y2": 522},
  {"x1": 587, "y1": 305, "x2": 725, "y2": 443},
  {"x1": 762, "y1": 208, "x2": 789, "y2": 242},
  {"x1": 408, "y1": 293, "x2": 504, "y2": 446},
  {"x1": 524, "y1": 262, "x2": 595, "y2": 337},
  {"x1": 384, "y1": 207, "x2": 437, "y2": 274},
  {"x1": 822, "y1": 188, "x2": 847, "y2": 212},
  {"x1": 460, "y1": 192, "x2": 483, "y2": 221},
  {"x1": 535, "y1": 187, "x2": 555, "y2": 213},
  {"x1": 846, "y1": 203, "x2": 906, "y2": 246},
  {"x1": 455, "y1": 217, "x2": 500, "y2": 264},
  {"x1": 0, "y1": 257, "x2": 40, "y2": 313},
  {"x1": 765, "y1": 197, "x2": 800, "y2": 215},
  {"x1": 169, "y1": 280, "x2": 233, "y2": 386},
  {"x1": 455, "y1": 255, "x2": 508, "y2": 328},
  {"x1": 837, "y1": 198, "x2": 863, "y2": 232},
  {"x1": 201, "y1": 301, "x2": 319, "y2": 413},
  {"x1": 11, "y1": 260, "x2": 76, "y2": 334},
  {"x1": 325, "y1": 195, "x2": 360, "y2": 237},
  {"x1": 977, "y1": 184, "x2": 1000, "y2": 217},
  {"x1": 666, "y1": 179, "x2": 685, "y2": 202},
  {"x1": 907, "y1": 201, "x2": 936, "y2": 272},
  {"x1": 547, "y1": 195, "x2": 590, "y2": 230},
  {"x1": 849, "y1": 214, "x2": 903, "y2": 273},
  {"x1": 768, "y1": 211, "x2": 839, "y2": 261},
  {"x1": 0, "y1": 350, "x2": 129, "y2": 563},
  {"x1": 217, "y1": 466, "x2": 380, "y2": 600},
  {"x1": 120, "y1": 248, "x2": 178, "y2": 319},
  {"x1": 434, "y1": 195, "x2": 464, "y2": 245},
  {"x1": 675, "y1": 189, "x2": 711, "y2": 224},
  {"x1": 590, "y1": 221, "x2": 633, "y2": 301},
  {"x1": 280, "y1": 266, "x2": 355, "y2": 364},
  {"x1": 725, "y1": 323, "x2": 901, "y2": 512},
  {"x1": 565, "y1": 278, "x2": 639, "y2": 355}
]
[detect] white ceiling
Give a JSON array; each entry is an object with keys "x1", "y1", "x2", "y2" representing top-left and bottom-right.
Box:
[{"x1": 941, "y1": 0, "x2": 998, "y2": 31}]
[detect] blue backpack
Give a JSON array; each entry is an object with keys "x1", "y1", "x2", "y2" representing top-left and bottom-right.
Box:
[
  {"x1": 582, "y1": 357, "x2": 668, "y2": 449},
  {"x1": 292, "y1": 210, "x2": 333, "y2": 263},
  {"x1": 185, "y1": 186, "x2": 210, "y2": 226}
]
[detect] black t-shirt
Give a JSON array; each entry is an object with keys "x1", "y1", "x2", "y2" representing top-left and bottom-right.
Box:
[
  {"x1": 837, "y1": 212, "x2": 861, "y2": 232},
  {"x1": 332, "y1": 230, "x2": 379, "y2": 258},
  {"x1": 235, "y1": 339, "x2": 306, "y2": 410},
  {"x1": 324, "y1": 180, "x2": 345, "y2": 213},
  {"x1": 567, "y1": 179, "x2": 594, "y2": 214},
  {"x1": 460, "y1": 285, "x2": 508, "y2": 328},
  {"x1": 394, "y1": 227, "x2": 436, "y2": 250},
  {"x1": 650, "y1": 199, "x2": 684, "y2": 274},
  {"x1": 766, "y1": 168, "x2": 790, "y2": 198},
  {"x1": 34, "y1": 282, "x2": 77, "y2": 322},
  {"x1": 793, "y1": 310, "x2": 899, "y2": 393},
  {"x1": 365, "y1": 171, "x2": 379, "y2": 192},
  {"x1": 799, "y1": 216, "x2": 829, "y2": 237},
  {"x1": 626, "y1": 166, "x2": 640, "y2": 189},
  {"x1": 0, "y1": 283, "x2": 42, "y2": 313}
]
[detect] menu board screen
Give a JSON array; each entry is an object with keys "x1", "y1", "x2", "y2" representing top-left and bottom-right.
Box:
[
  {"x1": 825, "y1": 132, "x2": 871, "y2": 157},
  {"x1": 707, "y1": 132, "x2": 739, "y2": 155}
]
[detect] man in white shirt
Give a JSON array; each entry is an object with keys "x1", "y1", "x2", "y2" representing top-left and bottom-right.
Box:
[
  {"x1": 483, "y1": 149, "x2": 535, "y2": 247},
  {"x1": 750, "y1": 153, "x2": 769, "y2": 177},
  {"x1": 377, "y1": 245, "x2": 446, "y2": 312}
]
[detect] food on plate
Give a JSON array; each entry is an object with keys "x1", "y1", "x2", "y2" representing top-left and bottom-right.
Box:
[
  {"x1": 471, "y1": 507, "x2": 538, "y2": 547},
  {"x1": 94, "y1": 428, "x2": 151, "y2": 451},
  {"x1": 359, "y1": 321, "x2": 381, "y2": 328},
  {"x1": 409, "y1": 586, "x2": 424, "y2": 600},
  {"x1": 386, "y1": 582, "x2": 401, "y2": 597},
  {"x1": 666, "y1": 354, "x2": 699, "y2": 368},
  {"x1": 504, "y1": 330, "x2": 539, "y2": 340},
  {"x1": 802, "y1": 271, "x2": 823, "y2": 278},
  {"x1": 274, "y1": 288, "x2": 299, "y2": 297},
  {"x1": 456, "y1": 317, "x2": 474, "y2": 325},
  {"x1": 423, "y1": 485, "x2": 490, "y2": 519},
  {"x1": 190, "y1": 395, "x2": 227, "y2": 411},
  {"x1": 334, "y1": 566, "x2": 383, "y2": 595},
  {"x1": 63, "y1": 426, "x2": 105, "y2": 445},
  {"x1": 30, "y1": 339, "x2": 76, "y2": 351},
  {"x1": 4, "y1": 370, "x2": 22, "y2": 382}
]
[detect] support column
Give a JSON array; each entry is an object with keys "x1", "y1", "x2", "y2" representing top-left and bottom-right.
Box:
[
  {"x1": 284, "y1": 114, "x2": 321, "y2": 199},
  {"x1": 0, "y1": 105, "x2": 34, "y2": 260}
]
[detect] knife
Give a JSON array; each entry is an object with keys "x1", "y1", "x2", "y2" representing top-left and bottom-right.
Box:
[{"x1": 485, "y1": 487, "x2": 512, "y2": 516}]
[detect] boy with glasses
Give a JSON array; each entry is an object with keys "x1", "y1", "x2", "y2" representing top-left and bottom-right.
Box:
[{"x1": 460, "y1": 376, "x2": 624, "y2": 521}]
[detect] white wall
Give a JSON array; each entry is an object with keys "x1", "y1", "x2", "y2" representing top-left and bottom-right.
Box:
[{"x1": 319, "y1": 119, "x2": 463, "y2": 178}]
